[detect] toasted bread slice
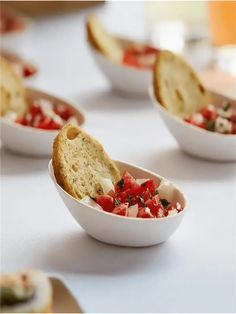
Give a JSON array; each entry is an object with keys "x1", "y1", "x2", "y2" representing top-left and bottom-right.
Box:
[
  {"x1": 153, "y1": 50, "x2": 210, "y2": 117},
  {"x1": 53, "y1": 124, "x2": 121, "y2": 200},
  {"x1": 86, "y1": 14, "x2": 123, "y2": 62},
  {"x1": 0, "y1": 56, "x2": 28, "y2": 117}
]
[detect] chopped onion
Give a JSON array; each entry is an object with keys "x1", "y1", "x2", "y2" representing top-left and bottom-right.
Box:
[
  {"x1": 158, "y1": 179, "x2": 176, "y2": 202},
  {"x1": 128, "y1": 204, "x2": 138, "y2": 217},
  {"x1": 145, "y1": 207, "x2": 154, "y2": 218},
  {"x1": 80, "y1": 196, "x2": 102, "y2": 210},
  {"x1": 136, "y1": 178, "x2": 149, "y2": 185},
  {"x1": 168, "y1": 209, "x2": 178, "y2": 217},
  {"x1": 3, "y1": 110, "x2": 17, "y2": 121},
  {"x1": 100, "y1": 178, "x2": 115, "y2": 194}
]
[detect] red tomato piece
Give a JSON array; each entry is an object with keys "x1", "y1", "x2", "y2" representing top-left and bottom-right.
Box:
[
  {"x1": 123, "y1": 51, "x2": 140, "y2": 68},
  {"x1": 29, "y1": 103, "x2": 42, "y2": 118},
  {"x1": 56, "y1": 107, "x2": 74, "y2": 121},
  {"x1": 16, "y1": 117, "x2": 28, "y2": 126},
  {"x1": 142, "y1": 189, "x2": 152, "y2": 202},
  {"x1": 141, "y1": 179, "x2": 158, "y2": 194},
  {"x1": 232, "y1": 124, "x2": 236, "y2": 134},
  {"x1": 143, "y1": 46, "x2": 157, "y2": 54},
  {"x1": 116, "y1": 191, "x2": 128, "y2": 203},
  {"x1": 23, "y1": 65, "x2": 36, "y2": 78},
  {"x1": 115, "y1": 171, "x2": 136, "y2": 192},
  {"x1": 145, "y1": 195, "x2": 163, "y2": 217},
  {"x1": 36, "y1": 117, "x2": 52, "y2": 129},
  {"x1": 137, "y1": 207, "x2": 154, "y2": 218},
  {"x1": 229, "y1": 113, "x2": 236, "y2": 123},
  {"x1": 112, "y1": 203, "x2": 128, "y2": 216},
  {"x1": 200, "y1": 106, "x2": 217, "y2": 120},
  {"x1": 96, "y1": 195, "x2": 114, "y2": 212}
]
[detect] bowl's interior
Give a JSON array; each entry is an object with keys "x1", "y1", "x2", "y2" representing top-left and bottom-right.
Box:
[
  {"x1": 0, "y1": 87, "x2": 85, "y2": 133},
  {"x1": 27, "y1": 88, "x2": 85, "y2": 126},
  {"x1": 150, "y1": 87, "x2": 236, "y2": 137},
  {"x1": 49, "y1": 159, "x2": 186, "y2": 216}
]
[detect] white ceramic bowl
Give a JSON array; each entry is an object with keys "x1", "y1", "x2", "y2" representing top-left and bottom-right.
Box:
[
  {"x1": 0, "y1": 88, "x2": 85, "y2": 157},
  {"x1": 89, "y1": 38, "x2": 152, "y2": 96},
  {"x1": 150, "y1": 88, "x2": 236, "y2": 161},
  {"x1": 49, "y1": 160, "x2": 187, "y2": 247}
]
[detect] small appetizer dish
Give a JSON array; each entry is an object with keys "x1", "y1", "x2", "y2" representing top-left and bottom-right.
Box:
[
  {"x1": 0, "y1": 269, "x2": 52, "y2": 313},
  {"x1": 0, "y1": 6, "x2": 31, "y2": 51},
  {"x1": 49, "y1": 124, "x2": 187, "y2": 247},
  {"x1": 86, "y1": 14, "x2": 159, "y2": 95},
  {"x1": 0, "y1": 57, "x2": 85, "y2": 156},
  {"x1": 150, "y1": 50, "x2": 236, "y2": 161},
  {"x1": 1, "y1": 50, "x2": 37, "y2": 80},
  {"x1": 0, "y1": 269, "x2": 83, "y2": 313}
]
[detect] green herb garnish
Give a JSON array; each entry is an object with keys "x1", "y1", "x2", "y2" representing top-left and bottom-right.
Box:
[
  {"x1": 141, "y1": 182, "x2": 146, "y2": 187},
  {"x1": 154, "y1": 189, "x2": 159, "y2": 195},
  {"x1": 223, "y1": 102, "x2": 231, "y2": 111},
  {"x1": 160, "y1": 198, "x2": 170, "y2": 208},
  {"x1": 127, "y1": 195, "x2": 133, "y2": 203},
  {"x1": 114, "y1": 199, "x2": 121, "y2": 206},
  {"x1": 206, "y1": 120, "x2": 215, "y2": 132},
  {"x1": 137, "y1": 196, "x2": 145, "y2": 205},
  {"x1": 117, "y1": 178, "x2": 124, "y2": 190}
]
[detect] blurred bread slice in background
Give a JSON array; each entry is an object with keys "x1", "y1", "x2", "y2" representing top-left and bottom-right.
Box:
[
  {"x1": 86, "y1": 14, "x2": 123, "y2": 62},
  {"x1": 0, "y1": 56, "x2": 28, "y2": 117},
  {"x1": 153, "y1": 50, "x2": 210, "y2": 117}
]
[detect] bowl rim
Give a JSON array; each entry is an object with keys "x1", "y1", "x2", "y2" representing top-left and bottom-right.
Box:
[
  {"x1": 0, "y1": 87, "x2": 85, "y2": 134},
  {"x1": 49, "y1": 159, "x2": 187, "y2": 222},
  {"x1": 149, "y1": 87, "x2": 236, "y2": 139},
  {"x1": 88, "y1": 37, "x2": 155, "y2": 74}
]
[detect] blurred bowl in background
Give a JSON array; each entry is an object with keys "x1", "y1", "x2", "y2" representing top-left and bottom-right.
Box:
[
  {"x1": 150, "y1": 87, "x2": 236, "y2": 162},
  {"x1": 0, "y1": 87, "x2": 85, "y2": 157},
  {"x1": 89, "y1": 37, "x2": 154, "y2": 96}
]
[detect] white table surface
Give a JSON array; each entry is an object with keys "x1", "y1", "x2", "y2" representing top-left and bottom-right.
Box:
[{"x1": 1, "y1": 3, "x2": 235, "y2": 313}]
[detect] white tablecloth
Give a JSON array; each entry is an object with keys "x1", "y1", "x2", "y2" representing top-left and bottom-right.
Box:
[{"x1": 1, "y1": 3, "x2": 235, "y2": 313}]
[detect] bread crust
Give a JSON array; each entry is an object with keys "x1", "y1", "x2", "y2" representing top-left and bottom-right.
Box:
[
  {"x1": 0, "y1": 56, "x2": 28, "y2": 117},
  {"x1": 53, "y1": 124, "x2": 121, "y2": 200},
  {"x1": 153, "y1": 50, "x2": 210, "y2": 117},
  {"x1": 86, "y1": 14, "x2": 123, "y2": 62}
]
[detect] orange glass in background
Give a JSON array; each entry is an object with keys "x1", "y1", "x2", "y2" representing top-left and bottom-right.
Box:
[{"x1": 208, "y1": 1, "x2": 236, "y2": 46}]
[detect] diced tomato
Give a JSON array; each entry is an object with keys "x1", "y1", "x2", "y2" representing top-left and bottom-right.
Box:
[
  {"x1": 54, "y1": 106, "x2": 74, "y2": 121},
  {"x1": 141, "y1": 179, "x2": 158, "y2": 194},
  {"x1": 144, "y1": 46, "x2": 158, "y2": 54},
  {"x1": 229, "y1": 113, "x2": 236, "y2": 123},
  {"x1": 200, "y1": 106, "x2": 217, "y2": 120},
  {"x1": 127, "y1": 184, "x2": 144, "y2": 197},
  {"x1": 145, "y1": 195, "x2": 163, "y2": 217},
  {"x1": 23, "y1": 65, "x2": 36, "y2": 78},
  {"x1": 36, "y1": 117, "x2": 51, "y2": 129},
  {"x1": 137, "y1": 207, "x2": 154, "y2": 218},
  {"x1": 115, "y1": 171, "x2": 136, "y2": 192},
  {"x1": 46, "y1": 120, "x2": 61, "y2": 130},
  {"x1": 29, "y1": 103, "x2": 42, "y2": 118},
  {"x1": 116, "y1": 192, "x2": 127, "y2": 203},
  {"x1": 96, "y1": 195, "x2": 114, "y2": 212},
  {"x1": 112, "y1": 203, "x2": 128, "y2": 216},
  {"x1": 123, "y1": 51, "x2": 140, "y2": 68},
  {"x1": 232, "y1": 124, "x2": 236, "y2": 134},
  {"x1": 142, "y1": 189, "x2": 152, "y2": 202},
  {"x1": 16, "y1": 117, "x2": 28, "y2": 126}
]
